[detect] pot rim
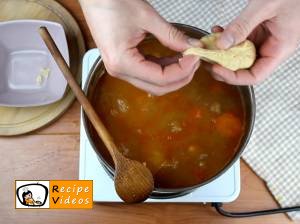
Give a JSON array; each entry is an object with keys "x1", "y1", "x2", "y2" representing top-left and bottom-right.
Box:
[{"x1": 82, "y1": 23, "x2": 256, "y2": 194}]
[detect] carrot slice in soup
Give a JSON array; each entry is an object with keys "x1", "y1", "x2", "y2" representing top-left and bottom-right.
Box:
[{"x1": 215, "y1": 113, "x2": 242, "y2": 137}]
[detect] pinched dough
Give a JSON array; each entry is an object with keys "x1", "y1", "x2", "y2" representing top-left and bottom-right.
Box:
[{"x1": 184, "y1": 33, "x2": 256, "y2": 71}]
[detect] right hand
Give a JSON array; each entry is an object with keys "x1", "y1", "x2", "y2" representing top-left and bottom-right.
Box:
[
  {"x1": 80, "y1": 0, "x2": 201, "y2": 95},
  {"x1": 208, "y1": 0, "x2": 300, "y2": 85}
]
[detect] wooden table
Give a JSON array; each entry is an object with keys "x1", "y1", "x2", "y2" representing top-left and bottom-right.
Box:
[{"x1": 0, "y1": 1, "x2": 293, "y2": 223}]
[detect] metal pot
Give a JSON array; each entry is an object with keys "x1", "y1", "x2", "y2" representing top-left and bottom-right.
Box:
[{"x1": 83, "y1": 23, "x2": 256, "y2": 199}]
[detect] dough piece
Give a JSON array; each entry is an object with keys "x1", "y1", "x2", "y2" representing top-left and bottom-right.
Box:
[
  {"x1": 36, "y1": 68, "x2": 51, "y2": 86},
  {"x1": 184, "y1": 33, "x2": 256, "y2": 71}
]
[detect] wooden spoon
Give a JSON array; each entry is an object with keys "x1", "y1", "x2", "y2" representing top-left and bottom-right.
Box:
[{"x1": 39, "y1": 27, "x2": 154, "y2": 203}]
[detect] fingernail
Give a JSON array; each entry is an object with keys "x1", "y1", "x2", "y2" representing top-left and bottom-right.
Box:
[
  {"x1": 218, "y1": 33, "x2": 234, "y2": 49},
  {"x1": 212, "y1": 73, "x2": 225, "y2": 82},
  {"x1": 187, "y1": 37, "x2": 202, "y2": 47},
  {"x1": 180, "y1": 55, "x2": 200, "y2": 65}
]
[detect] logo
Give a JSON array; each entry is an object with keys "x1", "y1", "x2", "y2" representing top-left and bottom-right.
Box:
[
  {"x1": 16, "y1": 181, "x2": 49, "y2": 208},
  {"x1": 15, "y1": 180, "x2": 93, "y2": 209}
]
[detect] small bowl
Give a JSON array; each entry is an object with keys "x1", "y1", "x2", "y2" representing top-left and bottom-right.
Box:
[{"x1": 0, "y1": 20, "x2": 69, "y2": 107}]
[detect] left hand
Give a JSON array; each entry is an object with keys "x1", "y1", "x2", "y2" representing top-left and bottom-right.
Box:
[{"x1": 80, "y1": 0, "x2": 201, "y2": 95}]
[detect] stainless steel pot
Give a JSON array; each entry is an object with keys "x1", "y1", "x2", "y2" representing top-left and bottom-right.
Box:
[{"x1": 83, "y1": 23, "x2": 256, "y2": 199}]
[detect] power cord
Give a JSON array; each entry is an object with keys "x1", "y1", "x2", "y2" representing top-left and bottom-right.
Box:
[{"x1": 211, "y1": 202, "x2": 300, "y2": 218}]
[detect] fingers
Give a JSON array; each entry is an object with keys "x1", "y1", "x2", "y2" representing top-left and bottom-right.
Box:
[
  {"x1": 104, "y1": 48, "x2": 200, "y2": 95},
  {"x1": 121, "y1": 48, "x2": 200, "y2": 86},
  {"x1": 106, "y1": 56, "x2": 200, "y2": 95},
  {"x1": 102, "y1": 22, "x2": 201, "y2": 95},
  {"x1": 211, "y1": 25, "x2": 224, "y2": 33},
  {"x1": 136, "y1": 19, "x2": 202, "y2": 94},
  {"x1": 206, "y1": 51, "x2": 282, "y2": 85},
  {"x1": 206, "y1": 45, "x2": 281, "y2": 85},
  {"x1": 146, "y1": 18, "x2": 202, "y2": 51},
  {"x1": 92, "y1": 1, "x2": 202, "y2": 95},
  {"x1": 217, "y1": 1, "x2": 276, "y2": 49},
  {"x1": 208, "y1": 33, "x2": 295, "y2": 85},
  {"x1": 115, "y1": 66, "x2": 197, "y2": 96},
  {"x1": 205, "y1": 24, "x2": 278, "y2": 85},
  {"x1": 207, "y1": 59, "x2": 275, "y2": 85},
  {"x1": 145, "y1": 54, "x2": 182, "y2": 67}
]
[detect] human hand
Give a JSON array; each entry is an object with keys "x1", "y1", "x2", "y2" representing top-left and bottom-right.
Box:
[
  {"x1": 208, "y1": 0, "x2": 300, "y2": 85},
  {"x1": 80, "y1": 0, "x2": 201, "y2": 95}
]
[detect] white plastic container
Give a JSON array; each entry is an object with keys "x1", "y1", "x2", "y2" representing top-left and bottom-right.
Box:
[{"x1": 0, "y1": 20, "x2": 69, "y2": 107}]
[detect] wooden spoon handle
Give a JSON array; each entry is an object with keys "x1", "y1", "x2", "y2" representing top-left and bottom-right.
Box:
[{"x1": 39, "y1": 26, "x2": 119, "y2": 162}]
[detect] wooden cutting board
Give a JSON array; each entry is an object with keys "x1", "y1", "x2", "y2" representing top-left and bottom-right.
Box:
[{"x1": 0, "y1": 0, "x2": 86, "y2": 136}]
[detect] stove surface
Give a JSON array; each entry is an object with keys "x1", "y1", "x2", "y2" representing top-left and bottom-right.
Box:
[{"x1": 79, "y1": 49, "x2": 240, "y2": 203}]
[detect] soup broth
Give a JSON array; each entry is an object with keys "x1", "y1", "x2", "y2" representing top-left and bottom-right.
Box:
[{"x1": 89, "y1": 39, "x2": 245, "y2": 189}]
